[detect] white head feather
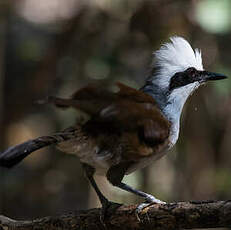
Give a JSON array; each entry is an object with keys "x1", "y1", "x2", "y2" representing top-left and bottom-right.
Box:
[
  {"x1": 152, "y1": 36, "x2": 203, "y2": 89},
  {"x1": 142, "y1": 37, "x2": 205, "y2": 146},
  {"x1": 141, "y1": 37, "x2": 205, "y2": 146}
]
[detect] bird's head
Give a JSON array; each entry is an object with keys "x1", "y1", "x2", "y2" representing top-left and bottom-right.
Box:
[
  {"x1": 146, "y1": 36, "x2": 227, "y2": 99},
  {"x1": 142, "y1": 36, "x2": 227, "y2": 133}
]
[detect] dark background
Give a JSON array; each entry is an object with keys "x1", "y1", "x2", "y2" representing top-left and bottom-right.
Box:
[{"x1": 0, "y1": 0, "x2": 231, "y2": 226}]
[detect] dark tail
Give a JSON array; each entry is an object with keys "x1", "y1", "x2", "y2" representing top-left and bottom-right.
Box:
[{"x1": 0, "y1": 128, "x2": 77, "y2": 168}]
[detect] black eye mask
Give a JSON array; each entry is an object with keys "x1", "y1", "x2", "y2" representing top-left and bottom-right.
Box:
[{"x1": 169, "y1": 67, "x2": 197, "y2": 91}]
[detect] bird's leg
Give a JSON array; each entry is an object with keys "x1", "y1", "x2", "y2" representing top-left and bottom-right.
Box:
[
  {"x1": 82, "y1": 164, "x2": 121, "y2": 221},
  {"x1": 82, "y1": 163, "x2": 108, "y2": 205},
  {"x1": 115, "y1": 182, "x2": 165, "y2": 204},
  {"x1": 117, "y1": 182, "x2": 166, "y2": 220},
  {"x1": 106, "y1": 163, "x2": 165, "y2": 218}
]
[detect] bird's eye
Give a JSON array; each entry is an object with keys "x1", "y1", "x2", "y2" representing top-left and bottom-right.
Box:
[{"x1": 186, "y1": 67, "x2": 197, "y2": 76}]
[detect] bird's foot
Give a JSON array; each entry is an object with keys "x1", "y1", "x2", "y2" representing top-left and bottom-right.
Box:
[
  {"x1": 100, "y1": 199, "x2": 122, "y2": 224},
  {"x1": 135, "y1": 195, "x2": 166, "y2": 221}
]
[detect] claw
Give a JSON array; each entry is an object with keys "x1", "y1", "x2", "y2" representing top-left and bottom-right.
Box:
[
  {"x1": 135, "y1": 196, "x2": 166, "y2": 222},
  {"x1": 100, "y1": 200, "x2": 122, "y2": 224}
]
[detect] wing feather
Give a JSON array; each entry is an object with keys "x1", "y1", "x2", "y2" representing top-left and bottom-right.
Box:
[{"x1": 44, "y1": 82, "x2": 170, "y2": 146}]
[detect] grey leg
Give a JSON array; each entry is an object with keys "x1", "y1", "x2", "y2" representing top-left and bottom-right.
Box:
[
  {"x1": 106, "y1": 163, "x2": 165, "y2": 219},
  {"x1": 115, "y1": 182, "x2": 165, "y2": 204}
]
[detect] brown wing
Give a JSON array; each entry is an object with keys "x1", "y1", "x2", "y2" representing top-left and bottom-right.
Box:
[
  {"x1": 43, "y1": 84, "x2": 116, "y2": 115},
  {"x1": 96, "y1": 99, "x2": 170, "y2": 145},
  {"x1": 45, "y1": 82, "x2": 170, "y2": 145},
  {"x1": 81, "y1": 82, "x2": 170, "y2": 146},
  {"x1": 116, "y1": 82, "x2": 157, "y2": 105}
]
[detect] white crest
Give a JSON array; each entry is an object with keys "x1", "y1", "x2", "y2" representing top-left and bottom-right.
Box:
[{"x1": 152, "y1": 36, "x2": 203, "y2": 89}]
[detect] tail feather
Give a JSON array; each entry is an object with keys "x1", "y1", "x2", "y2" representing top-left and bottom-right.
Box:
[{"x1": 0, "y1": 130, "x2": 77, "y2": 168}]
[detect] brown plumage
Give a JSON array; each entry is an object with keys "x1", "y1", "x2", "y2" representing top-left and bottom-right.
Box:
[
  {"x1": 49, "y1": 82, "x2": 170, "y2": 174},
  {"x1": 0, "y1": 81, "x2": 171, "y2": 216}
]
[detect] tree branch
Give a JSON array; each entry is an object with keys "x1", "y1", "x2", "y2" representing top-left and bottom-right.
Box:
[{"x1": 0, "y1": 200, "x2": 231, "y2": 230}]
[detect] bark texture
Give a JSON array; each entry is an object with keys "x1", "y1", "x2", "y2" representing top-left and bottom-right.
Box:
[{"x1": 0, "y1": 200, "x2": 231, "y2": 230}]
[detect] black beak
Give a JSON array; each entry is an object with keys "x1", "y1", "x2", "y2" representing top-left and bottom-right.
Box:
[{"x1": 203, "y1": 71, "x2": 228, "y2": 81}]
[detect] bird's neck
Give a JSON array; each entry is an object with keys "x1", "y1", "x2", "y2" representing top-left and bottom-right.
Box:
[{"x1": 141, "y1": 83, "x2": 190, "y2": 146}]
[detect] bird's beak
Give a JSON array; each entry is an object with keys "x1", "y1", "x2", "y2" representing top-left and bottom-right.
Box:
[{"x1": 203, "y1": 71, "x2": 228, "y2": 81}]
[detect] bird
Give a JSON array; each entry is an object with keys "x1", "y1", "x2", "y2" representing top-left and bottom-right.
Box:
[{"x1": 0, "y1": 36, "x2": 227, "y2": 215}]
